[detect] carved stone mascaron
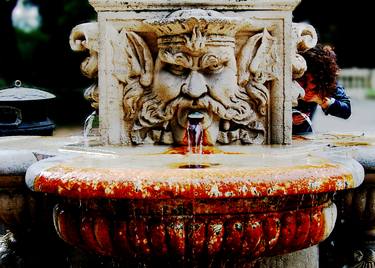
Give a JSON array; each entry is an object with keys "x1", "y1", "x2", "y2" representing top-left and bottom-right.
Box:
[{"x1": 70, "y1": 0, "x2": 317, "y2": 146}]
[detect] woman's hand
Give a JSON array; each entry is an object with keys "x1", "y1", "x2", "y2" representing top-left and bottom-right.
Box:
[
  {"x1": 305, "y1": 95, "x2": 333, "y2": 109},
  {"x1": 320, "y1": 97, "x2": 334, "y2": 109}
]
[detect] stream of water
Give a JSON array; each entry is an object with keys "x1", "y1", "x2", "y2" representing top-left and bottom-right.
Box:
[{"x1": 83, "y1": 111, "x2": 97, "y2": 146}]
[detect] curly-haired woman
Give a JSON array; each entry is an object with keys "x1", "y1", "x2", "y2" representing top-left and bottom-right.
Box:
[{"x1": 292, "y1": 44, "x2": 351, "y2": 135}]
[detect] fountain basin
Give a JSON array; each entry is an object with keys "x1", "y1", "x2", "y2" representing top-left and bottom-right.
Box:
[
  {"x1": 25, "y1": 145, "x2": 364, "y2": 264},
  {"x1": 27, "y1": 146, "x2": 362, "y2": 200}
]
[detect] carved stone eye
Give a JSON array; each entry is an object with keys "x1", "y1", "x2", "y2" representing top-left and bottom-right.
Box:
[
  {"x1": 204, "y1": 63, "x2": 224, "y2": 74},
  {"x1": 167, "y1": 63, "x2": 189, "y2": 76}
]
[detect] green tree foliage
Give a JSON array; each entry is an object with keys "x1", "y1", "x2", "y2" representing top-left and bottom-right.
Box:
[
  {"x1": 293, "y1": 0, "x2": 374, "y2": 68},
  {"x1": 1, "y1": 0, "x2": 96, "y2": 125},
  {"x1": 0, "y1": 0, "x2": 20, "y2": 86}
]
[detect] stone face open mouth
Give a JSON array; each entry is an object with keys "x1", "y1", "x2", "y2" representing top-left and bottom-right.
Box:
[
  {"x1": 187, "y1": 111, "x2": 204, "y2": 124},
  {"x1": 178, "y1": 109, "x2": 212, "y2": 129},
  {"x1": 187, "y1": 111, "x2": 204, "y2": 148}
]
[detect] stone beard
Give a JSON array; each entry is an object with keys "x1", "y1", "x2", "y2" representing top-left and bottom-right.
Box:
[{"x1": 131, "y1": 28, "x2": 265, "y2": 145}]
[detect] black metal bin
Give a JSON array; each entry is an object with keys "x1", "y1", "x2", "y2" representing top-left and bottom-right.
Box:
[{"x1": 0, "y1": 81, "x2": 55, "y2": 136}]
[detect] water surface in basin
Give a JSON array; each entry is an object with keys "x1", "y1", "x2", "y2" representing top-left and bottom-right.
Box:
[{"x1": 26, "y1": 143, "x2": 364, "y2": 200}]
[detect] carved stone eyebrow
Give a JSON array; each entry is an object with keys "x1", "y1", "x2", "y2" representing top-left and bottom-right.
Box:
[
  {"x1": 200, "y1": 53, "x2": 228, "y2": 69},
  {"x1": 159, "y1": 50, "x2": 192, "y2": 68}
]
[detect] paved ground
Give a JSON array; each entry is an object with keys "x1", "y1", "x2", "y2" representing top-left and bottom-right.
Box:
[{"x1": 313, "y1": 91, "x2": 375, "y2": 134}]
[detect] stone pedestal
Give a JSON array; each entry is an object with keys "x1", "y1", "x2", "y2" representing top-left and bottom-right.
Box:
[
  {"x1": 257, "y1": 245, "x2": 318, "y2": 268},
  {"x1": 336, "y1": 173, "x2": 375, "y2": 267},
  {"x1": 0, "y1": 149, "x2": 72, "y2": 267}
]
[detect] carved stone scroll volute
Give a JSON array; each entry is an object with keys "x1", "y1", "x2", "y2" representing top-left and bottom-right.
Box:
[
  {"x1": 291, "y1": 23, "x2": 317, "y2": 106},
  {"x1": 70, "y1": 23, "x2": 99, "y2": 109}
]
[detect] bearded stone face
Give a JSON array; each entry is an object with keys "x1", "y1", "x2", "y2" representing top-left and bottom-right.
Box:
[{"x1": 136, "y1": 40, "x2": 255, "y2": 145}]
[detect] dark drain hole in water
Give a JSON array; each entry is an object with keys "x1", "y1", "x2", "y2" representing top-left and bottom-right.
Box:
[{"x1": 178, "y1": 164, "x2": 210, "y2": 169}]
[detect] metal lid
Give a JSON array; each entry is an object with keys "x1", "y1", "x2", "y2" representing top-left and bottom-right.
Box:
[{"x1": 0, "y1": 80, "x2": 56, "y2": 101}]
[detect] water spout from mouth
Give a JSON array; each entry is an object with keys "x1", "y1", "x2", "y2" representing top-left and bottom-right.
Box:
[{"x1": 187, "y1": 111, "x2": 204, "y2": 154}]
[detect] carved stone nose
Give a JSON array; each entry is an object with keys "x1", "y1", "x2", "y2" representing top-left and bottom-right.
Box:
[{"x1": 184, "y1": 71, "x2": 207, "y2": 99}]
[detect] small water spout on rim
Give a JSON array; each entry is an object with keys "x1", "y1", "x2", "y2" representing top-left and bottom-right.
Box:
[
  {"x1": 292, "y1": 109, "x2": 313, "y2": 133},
  {"x1": 83, "y1": 110, "x2": 97, "y2": 147}
]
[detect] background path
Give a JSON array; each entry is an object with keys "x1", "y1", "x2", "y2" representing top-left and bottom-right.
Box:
[{"x1": 313, "y1": 92, "x2": 375, "y2": 134}]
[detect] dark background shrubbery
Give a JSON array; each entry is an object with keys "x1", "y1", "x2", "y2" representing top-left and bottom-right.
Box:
[
  {"x1": 0, "y1": 0, "x2": 96, "y2": 127},
  {"x1": 0, "y1": 0, "x2": 373, "y2": 127}
]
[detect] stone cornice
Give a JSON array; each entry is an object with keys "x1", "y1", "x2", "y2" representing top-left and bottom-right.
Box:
[{"x1": 89, "y1": 0, "x2": 301, "y2": 12}]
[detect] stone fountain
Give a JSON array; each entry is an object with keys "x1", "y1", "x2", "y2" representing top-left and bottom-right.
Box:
[{"x1": 0, "y1": 0, "x2": 370, "y2": 267}]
